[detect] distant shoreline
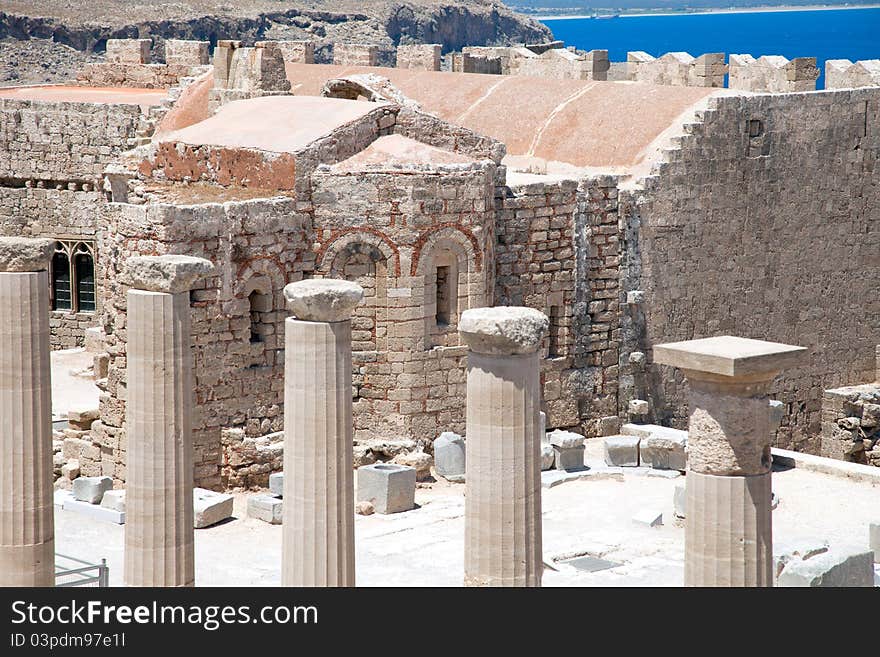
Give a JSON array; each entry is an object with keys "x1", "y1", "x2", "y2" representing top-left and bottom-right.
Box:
[{"x1": 536, "y1": 4, "x2": 880, "y2": 20}]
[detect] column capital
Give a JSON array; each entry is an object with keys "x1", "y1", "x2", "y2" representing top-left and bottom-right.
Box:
[
  {"x1": 0, "y1": 237, "x2": 54, "y2": 272},
  {"x1": 653, "y1": 335, "x2": 805, "y2": 383},
  {"x1": 124, "y1": 255, "x2": 214, "y2": 294},
  {"x1": 283, "y1": 279, "x2": 363, "y2": 322},
  {"x1": 459, "y1": 306, "x2": 548, "y2": 356}
]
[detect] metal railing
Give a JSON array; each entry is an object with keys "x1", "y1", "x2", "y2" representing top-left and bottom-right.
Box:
[{"x1": 55, "y1": 553, "x2": 109, "y2": 587}]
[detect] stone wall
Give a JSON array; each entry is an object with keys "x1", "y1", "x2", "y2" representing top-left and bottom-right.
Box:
[
  {"x1": 494, "y1": 175, "x2": 621, "y2": 435},
  {"x1": 209, "y1": 40, "x2": 292, "y2": 111},
  {"x1": 98, "y1": 197, "x2": 313, "y2": 489},
  {"x1": 276, "y1": 40, "x2": 315, "y2": 65},
  {"x1": 627, "y1": 51, "x2": 726, "y2": 87},
  {"x1": 728, "y1": 55, "x2": 819, "y2": 93},
  {"x1": 825, "y1": 59, "x2": 880, "y2": 90},
  {"x1": 311, "y1": 160, "x2": 497, "y2": 446},
  {"x1": 0, "y1": 187, "x2": 106, "y2": 349},
  {"x1": 459, "y1": 45, "x2": 608, "y2": 81},
  {"x1": 624, "y1": 88, "x2": 880, "y2": 453},
  {"x1": 333, "y1": 44, "x2": 379, "y2": 67},
  {"x1": 820, "y1": 383, "x2": 880, "y2": 465},
  {"x1": 397, "y1": 44, "x2": 441, "y2": 71},
  {"x1": 0, "y1": 98, "x2": 144, "y2": 182}
]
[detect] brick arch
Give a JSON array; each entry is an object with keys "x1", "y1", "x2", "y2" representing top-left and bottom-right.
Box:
[
  {"x1": 316, "y1": 229, "x2": 401, "y2": 276},
  {"x1": 234, "y1": 255, "x2": 287, "y2": 297},
  {"x1": 411, "y1": 224, "x2": 482, "y2": 276}
]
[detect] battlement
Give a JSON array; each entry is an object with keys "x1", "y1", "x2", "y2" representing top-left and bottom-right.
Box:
[
  {"x1": 209, "y1": 40, "x2": 292, "y2": 111},
  {"x1": 333, "y1": 43, "x2": 379, "y2": 67},
  {"x1": 627, "y1": 51, "x2": 727, "y2": 88},
  {"x1": 396, "y1": 44, "x2": 442, "y2": 72},
  {"x1": 825, "y1": 59, "x2": 880, "y2": 90},
  {"x1": 728, "y1": 54, "x2": 819, "y2": 93},
  {"x1": 78, "y1": 38, "x2": 211, "y2": 89}
]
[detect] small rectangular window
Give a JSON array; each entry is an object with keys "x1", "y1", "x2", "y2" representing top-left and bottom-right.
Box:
[
  {"x1": 548, "y1": 305, "x2": 561, "y2": 357},
  {"x1": 436, "y1": 265, "x2": 451, "y2": 326}
]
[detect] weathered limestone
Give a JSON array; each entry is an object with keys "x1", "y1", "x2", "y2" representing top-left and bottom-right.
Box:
[
  {"x1": 434, "y1": 431, "x2": 466, "y2": 481},
  {"x1": 0, "y1": 237, "x2": 55, "y2": 586},
  {"x1": 460, "y1": 306, "x2": 548, "y2": 587},
  {"x1": 627, "y1": 51, "x2": 726, "y2": 87},
  {"x1": 107, "y1": 39, "x2": 151, "y2": 64},
  {"x1": 604, "y1": 435, "x2": 640, "y2": 467},
  {"x1": 357, "y1": 463, "x2": 416, "y2": 514},
  {"x1": 653, "y1": 335, "x2": 805, "y2": 587},
  {"x1": 276, "y1": 40, "x2": 316, "y2": 65},
  {"x1": 826, "y1": 59, "x2": 880, "y2": 90},
  {"x1": 776, "y1": 547, "x2": 875, "y2": 587},
  {"x1": 333, "y1": 44, "x2": 379, "y2": 67},
  {"x1": 397, "y1": 44, "x2": 442, "y2": 71},
  {"x1": 164, "y1": 39, "x2": 210, "y2": 67},
  {"x1": 282, "y1": 279, "x2": 363, "y2": 587},
  {"x1": 72, "y1": 476, "x2": 112, "y2": 504},
  {"x1": 124, "y1": 255, "x2": 213, "y2": 587},
  {"x1": 728, "y1": 54, "x2": 819, "y2": 92}
]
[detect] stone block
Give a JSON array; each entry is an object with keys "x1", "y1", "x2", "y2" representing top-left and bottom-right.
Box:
[
  {"x1": 61, "y1": 459, "x2": 80, "y2": 480},
  {"x1": 870, "y1": 523, "x2": 880, "y2": 563},
  {"x1": 777, "y1": 547, "x2": 874, "y2": 587},
  {"x1": 773, "y1": 539, "x2": 829, "y2": 578},
  {"x1": 193, "y1": 488, "x2": 234, "y2": 528},
  {"x1": 604, "y1": 435, "x2": 640, "y2": 467},
  {"x1": 72, "y1": 476, "x2": 112, "y2": 504},
  {"x1": 247, "y1": 494, "x2": 283, "y2": 524},
  {"x1": 100, "y1": 489, "x2": 126, "y2": 512},
  {"x1": 541, "y1": 444, "x2": 555, "y2": 471},
  {"x1": 640, "y1": 429, "x2": 687, "y2": 471},
  {"x1": 392, "y1": 450, "x2": 433, "y2": 481},
  {"x1": 357, "y1": 463, "x2": 416, "y2": 514},
  {"x1": 553, "y1": 445, "x2": 585, "y2": 471},
  {"x1": 673, "y1": 483, "x2": 686, "y2": 518},
  {"x1": 269, "y1": 472, "x2": 284, "y2": 497},
  {"x1": 633, "y1": 509, "x2": 663, "y2": 527},
  {"x1": 68, "y1": 405, "x2": 99, "y2": 426},
  {"x1": 62, "y1": 497, "x2": 125, "y2": 524},
  {"x1": 434, "y1": 431, "x2": 465, "y2": 481}
]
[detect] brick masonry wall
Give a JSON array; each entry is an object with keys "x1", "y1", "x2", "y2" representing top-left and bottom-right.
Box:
[{"x1": 623, "y1": 88, "x2": 880, "y2": 453}]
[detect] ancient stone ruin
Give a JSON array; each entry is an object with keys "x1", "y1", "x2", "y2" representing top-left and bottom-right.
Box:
[{"x1": 0, "y1": 33, "x2": 878, "y2": 588}]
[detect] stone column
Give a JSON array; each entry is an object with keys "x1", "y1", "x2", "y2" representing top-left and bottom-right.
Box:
[
  {"x1": 459, "y1": 307, "x2": 549, "y2": 587},
  {"x1": 123, "y1": 255, "x2": 214, "y2": 587},
  {"x1": 0, "y1": 238, "x2": 55, "y2": 587},
  {"x1": 653, "y1": 336, "x2": 805, "y2": 587},
  {"x1": 282, "y1": 279, "x2": 363, "y2": 587}
]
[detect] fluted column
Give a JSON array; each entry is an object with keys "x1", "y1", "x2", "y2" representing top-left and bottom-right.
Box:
[
  {"x1": 123, "y1": 255, "x2": 214, "y2": 587},
  {"x1": 282, "y1": 279, "x2": 363, "y2": 587},
  {"x1": 459, "y1": 307, "x2": 548, "y2": 587},
  {"x1": 0, "y1": 238, "x2": 55, "y2": 587},
  {"x1": 654, "y1": 335, "x2": 805, "y2": 587}
]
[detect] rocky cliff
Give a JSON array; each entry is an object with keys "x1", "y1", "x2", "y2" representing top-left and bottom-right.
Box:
[{"x1": 0, "y1": 1, "x2": 554, "y2": 84}]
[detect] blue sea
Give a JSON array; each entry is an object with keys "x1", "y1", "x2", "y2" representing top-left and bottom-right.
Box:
[{"x1": 542, "y1": 7, "x2": 880, "y2": 88}]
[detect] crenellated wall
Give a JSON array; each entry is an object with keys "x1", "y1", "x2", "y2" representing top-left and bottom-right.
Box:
[
  {"x1": 627, "y1": 51, "x2": 726, "y2": 88},
  {"x1": 728, "y1": 54, "x2": 819, "y2": 92},
  {"x1": 825, "y1": 59, "x2": 880, "y2": 90}
]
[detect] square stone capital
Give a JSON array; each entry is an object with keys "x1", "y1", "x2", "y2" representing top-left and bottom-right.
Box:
[{"x1": 653, "y1": 335, "x2": 805, "y2": 378}]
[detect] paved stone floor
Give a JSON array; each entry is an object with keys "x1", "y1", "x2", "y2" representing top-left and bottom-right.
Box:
[{"x1": 53, "y1": 440, "x2": 880, "y2": 586}]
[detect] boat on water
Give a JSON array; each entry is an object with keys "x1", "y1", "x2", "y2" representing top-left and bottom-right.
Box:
[{"x1": 591, "y1": 12, "x2": 620, "y2": 19}]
